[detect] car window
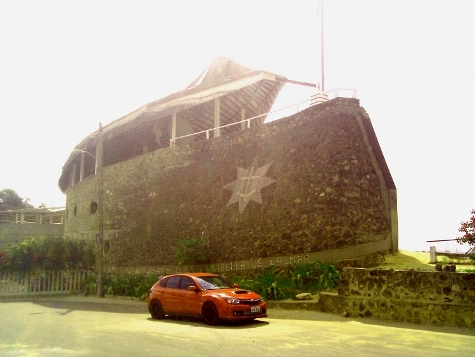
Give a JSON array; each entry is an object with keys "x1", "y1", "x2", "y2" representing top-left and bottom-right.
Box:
[
  {"x1": 195, "y1": 276, "x2": 231, "y2": 290},
  {"x1": 165, "y1": 276, "x2": 181, "y2": 289},
  {"x1": 180, "y1": 277, "x2": 195, "y2": 290},
  {"x1": 159, "y1": 277, "x2": 169, "y2": 287}
]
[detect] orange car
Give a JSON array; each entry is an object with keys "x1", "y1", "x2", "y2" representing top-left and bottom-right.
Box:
[{"x1": 147, "y1": 273, "x2": 267, "y2": 325}]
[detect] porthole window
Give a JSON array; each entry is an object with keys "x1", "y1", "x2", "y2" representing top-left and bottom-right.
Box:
[{"x1": 90, "y1": 201, "x2": 98, "y2": 214}]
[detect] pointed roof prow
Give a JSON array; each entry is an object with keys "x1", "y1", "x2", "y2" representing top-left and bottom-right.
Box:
[{"x1": 187, "y1": 57, "x2": 253, "y2": 88}]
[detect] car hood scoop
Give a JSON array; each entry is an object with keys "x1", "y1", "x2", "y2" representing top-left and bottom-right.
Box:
[{"x1": 232, "y1": 290, "x2": 250, "y2": 294}]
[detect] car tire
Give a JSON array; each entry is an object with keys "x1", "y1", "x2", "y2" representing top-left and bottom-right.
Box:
[
  {"x1": 202, "y1": 302, "x2": 219, "y2": 326},
  {"x1": 150, "y1": 300, "x2": 165, "y2": 319}
]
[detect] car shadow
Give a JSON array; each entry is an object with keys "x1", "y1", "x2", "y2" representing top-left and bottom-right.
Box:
[
  {"x1": 146, "y1": 315, "x2": 269, "y2": 329},
  {"x1": 5, "y1": 298, "x2": 149, "y2": 315},
  {"x1": 4, "y1": 297, "x2": 269, "y2": 325}
]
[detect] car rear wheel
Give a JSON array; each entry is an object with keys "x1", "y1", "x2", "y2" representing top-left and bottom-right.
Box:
[
  {"x1": 202, "y1": 302, "x2": 219, "y2": 325},
  {"x1": 150, "y1": 300, "x2": 165, "y2": 319}
]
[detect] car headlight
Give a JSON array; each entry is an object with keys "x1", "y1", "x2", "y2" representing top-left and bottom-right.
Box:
[{"x1": 225, "y1": 298, "x2": 240, "y2": 305}]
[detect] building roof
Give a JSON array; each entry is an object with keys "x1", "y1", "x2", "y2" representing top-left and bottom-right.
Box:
[
  {"x1": 59, "y1": 57, "x2": 288, "y2": 187},
  {"x1": 73, "y1": 57, "x2": 286, "y2": 152}
]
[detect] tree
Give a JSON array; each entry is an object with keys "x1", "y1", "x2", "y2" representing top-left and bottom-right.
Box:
[
  {"x1": 457, "y1": 209, "x2": 475, "y2": 253},
  {"x1": 0, "y1": 189, "x2": 34, "y2": 210}
]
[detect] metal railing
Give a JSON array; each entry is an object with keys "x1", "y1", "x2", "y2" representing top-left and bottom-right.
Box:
[
  {"x1": 0, "y1": 270, "x2": 92, "y2": 296},
  {"x1": 0, "y1": 211, "x2": 65, "y2": 225},
  {"x1": 170, "y1": 88, "x2": 357, "y2": 146}
]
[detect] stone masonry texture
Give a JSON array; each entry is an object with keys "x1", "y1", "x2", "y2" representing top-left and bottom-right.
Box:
[
  {"x1": 339, "y1": 268, "x2": 475, "y2": 327},
  {"x1": 268, "y1": 268, "x2": 475, "y2": 328},
  {"x1": 63, "y1": 98, "x2": 396, "y2": 269}
]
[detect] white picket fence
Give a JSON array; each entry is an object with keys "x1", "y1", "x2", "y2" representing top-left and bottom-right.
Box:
[{"x1": 0, "y1": 270, "x2": 92, "y2": 296}]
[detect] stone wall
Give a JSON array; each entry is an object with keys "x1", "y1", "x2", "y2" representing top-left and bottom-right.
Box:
[
  {"x1": 269, "y1": 268, "x2": 475, "y2": 328},
  {"x1": 64, "y1": 98, "x2": 397, "y2": 269},
  {"x1": 339, "y1": 268, "x2": 475, "y2": 327}
]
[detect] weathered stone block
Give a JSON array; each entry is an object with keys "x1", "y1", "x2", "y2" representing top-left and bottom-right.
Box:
[{"x1": 295, "y1": 293, "x2": 313, "y2": 300}]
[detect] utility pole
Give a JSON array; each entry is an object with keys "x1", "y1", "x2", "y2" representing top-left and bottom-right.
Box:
[{"x1": 97, "y1": 123, "x2": 104, "y2": 297}]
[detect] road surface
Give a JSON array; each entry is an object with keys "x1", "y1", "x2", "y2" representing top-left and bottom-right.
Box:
[{"x1": 1, "y1": 296, "x2": 474, "y2": 356}]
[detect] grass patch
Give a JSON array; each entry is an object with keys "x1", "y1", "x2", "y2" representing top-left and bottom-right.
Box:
[{"x1": 375, "y1": 250, "x2": 475, "y2": 272}]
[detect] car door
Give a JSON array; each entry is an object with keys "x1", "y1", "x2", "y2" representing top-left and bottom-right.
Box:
[
  {"x1": 177, "y1": 276, "x2": 201, "y2": 315},
  {"x1": 160, "y1": 276, "x2": 181, "y2": 313}
]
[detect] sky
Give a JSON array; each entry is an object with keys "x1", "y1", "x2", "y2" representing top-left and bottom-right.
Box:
[{"x1": 1, "y1": 1, "x2": 474, "y2": 252}]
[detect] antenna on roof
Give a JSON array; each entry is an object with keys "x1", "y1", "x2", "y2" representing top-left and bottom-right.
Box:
[
  {"x1": 310, "y1": 0, "x2": 329, "y2": 106},
  {"x1": 318, "y1": 0, "x2": 325, "y2": 93}
]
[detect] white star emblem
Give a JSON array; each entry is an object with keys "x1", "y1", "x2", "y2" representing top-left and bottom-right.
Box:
[{"x1": 224, "y1": 158, "x2": 276, "y2": 214}]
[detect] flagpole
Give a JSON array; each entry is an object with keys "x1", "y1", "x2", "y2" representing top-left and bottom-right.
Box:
[{"x1": 320, "y1": 0, "x2": 325, "y2": 92}]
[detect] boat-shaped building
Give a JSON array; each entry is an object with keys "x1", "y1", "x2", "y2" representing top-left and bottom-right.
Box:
[{"x1": 58, "y1": 57, "x2": 397, "y2": 272}]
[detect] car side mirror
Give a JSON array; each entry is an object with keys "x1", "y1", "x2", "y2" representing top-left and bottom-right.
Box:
[{"x1": 188, "y1": 285, "x2": 198, "y2": 292}]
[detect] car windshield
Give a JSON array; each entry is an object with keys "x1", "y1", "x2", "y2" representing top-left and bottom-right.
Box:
[{"x1": 195, "y1": 276, "x2": 232, "y2": 290}]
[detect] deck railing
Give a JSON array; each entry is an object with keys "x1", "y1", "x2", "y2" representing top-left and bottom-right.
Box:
[
  {"x1": 0, "y1": 210, "x2": 65, "y2": 225},
  {"x1": 0, "y1": 270, "x2": 92, "y2": 296},
  {"x1": 170, "y1": 88, "x2": 357, "y2": 146}
]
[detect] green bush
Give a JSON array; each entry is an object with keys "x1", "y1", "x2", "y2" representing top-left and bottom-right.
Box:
[
  {"x1": 94, "y1": 274, "x2": 160, "y2": 300},
  {"x1": 259, "y1": 266, "x2": 289, "y2": 300},
  {"x1": 224, "y1": 261, "x2": 341, "y2": 301},
  {"x1": 288, "y1": 261, "x2": 341, "y2": 294},
  {"x1": 0, "y1": 237, "x2": 95, "y2": 272},
  {"x1": 174, "y1": 237, "x2": 210, "y2": 265}
]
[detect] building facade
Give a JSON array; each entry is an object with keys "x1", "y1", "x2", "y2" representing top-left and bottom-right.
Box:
[{"x1": 58, "y1": 58, "x2": 397, "y2": 270}]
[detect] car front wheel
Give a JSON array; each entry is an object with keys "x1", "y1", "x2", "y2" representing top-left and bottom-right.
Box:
[
  {"x1": 150, "y1": 300, "x2": 165, "y2": 319},
  {"x1": 202, "y1": 302, "x2": 219, "y2": 325}
]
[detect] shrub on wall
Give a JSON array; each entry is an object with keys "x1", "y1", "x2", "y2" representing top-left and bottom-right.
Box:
[
  {"x1": 174, "y1": 237, "x2": 211, "y2": 265},
  {"x1": 0, "y1": 237, "x2": 95, "y2": 272}
]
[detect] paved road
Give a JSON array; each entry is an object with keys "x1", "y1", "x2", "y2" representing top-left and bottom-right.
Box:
[{"x1": 1, "y1": 296, "x2": 474, "y2": 356}]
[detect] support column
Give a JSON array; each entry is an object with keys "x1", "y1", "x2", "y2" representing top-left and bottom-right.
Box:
[
  {"x1": 214, "y1": 97, "x2": 221, "y2": 137},
  {"x1": 71, "y1": 163, "x2": 77, "y2": 187},
  {"x1": 95, "y1": 144, "x2": 100, "y2": 175},
  {"x1": 171, "y1": 112, "x2": 177, "y2": 146},
  {"x1": 389, "y1": 189, "x2": 399, "y2": 253},
  {"x1": 97, "y1": 123, "x2": 104, "y2": 298},
  {"x1": 429, "y1": 246, "x2": 437, "y2": 263},
  {"x1": 79, "y1": 152, "x2": 85, "y2": 183}
]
